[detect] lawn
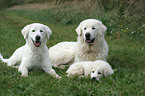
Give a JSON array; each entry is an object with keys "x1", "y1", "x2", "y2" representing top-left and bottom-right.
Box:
[{"x1": 0, "y1": 2, "x2": 144, "y2": 96}]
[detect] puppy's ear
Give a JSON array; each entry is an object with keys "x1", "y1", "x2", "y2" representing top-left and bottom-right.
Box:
[
  {"x1": 76, "y1": 23, "x2": 82, "y2": 36},
  {"x1": 104, "y1": 68, "x2": 114, "y2": 77},
  {"x1": 99, "y1": 22, "x2": 107, "y2": 35},
  {"x1": 21, "y1": 24, "x2": 31, "y2": 39},
  {"x1": 44, "y1": 25, "x2": 52, "y2": 39}
]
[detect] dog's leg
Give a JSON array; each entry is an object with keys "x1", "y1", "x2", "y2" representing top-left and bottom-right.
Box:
[
  {"x1": 13, "y1": 66, "x2": 19, "y2": 68},
  {"x1": 57, "y1": 65, "x2": 67, "y2": 69},
  {"x1": 43, "y1": 68, "x2": 61, "y2": 78},
  {"x1": 18, "y1": 66, "x2": 28, "y2": 77},
  {"x1": 53, "y1": 64, "x2": 67, "y2": 69}
]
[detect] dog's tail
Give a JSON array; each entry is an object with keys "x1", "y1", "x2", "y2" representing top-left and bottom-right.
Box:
[{"x1": 0, "y1": 53, "x2": 8, "y2": 63}]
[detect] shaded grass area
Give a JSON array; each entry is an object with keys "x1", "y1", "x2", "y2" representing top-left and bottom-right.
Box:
[
  {"x1": 0, "y1": 9, "x2": 144, "y2": 95},
  {"x1": 5, "y1": 5, "x2": 145, "y2": 44}
]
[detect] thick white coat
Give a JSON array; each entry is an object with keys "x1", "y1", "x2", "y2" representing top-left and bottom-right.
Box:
[
  {"x1": 0, "y1": 23, "x2": 60, "y2": 78},
  {"x1": 49, "y1": 19, "x2": 108, "y2": 68},
  {"x1": 49, "y1": 41, "x2": 76, "y2": 68},
  {"x1": 66, "y1": 60, "x2": 114, "y2": 80}
]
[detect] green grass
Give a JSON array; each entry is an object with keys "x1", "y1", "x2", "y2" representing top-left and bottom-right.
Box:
[{"x1": 0, "y1": 4, "x2": 144, "y2": 95}]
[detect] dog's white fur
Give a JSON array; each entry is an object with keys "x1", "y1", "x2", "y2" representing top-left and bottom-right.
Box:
[
  {"x1": 49, "y1": 19, "x2": 108, "y2": 68},
  {"x1": 0, "y1": 23, "x2": 60, "y2": 78},
  {"x1": 66, "y1": 60, "x2": 114, "y2": 81},
  {"x1": 75, "y1": 19, "x2": 108, "y2": 62},
  {"x1": 49, "y1": 41, "x2": 76, "y2": 68}
]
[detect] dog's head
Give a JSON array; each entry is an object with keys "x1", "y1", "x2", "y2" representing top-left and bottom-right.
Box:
[
  {"x1": 91, "y1": 69, "x2": 104, "y2": 81},
  {"x1": 91, "y1": 66, "x2": 114, "y2": 81},
  {"x1": 76, "y1": 19, "x2": 107, "y2": 44},
  {"x1": 21, "y1": 23, "x2": 52, "y2": 47}
]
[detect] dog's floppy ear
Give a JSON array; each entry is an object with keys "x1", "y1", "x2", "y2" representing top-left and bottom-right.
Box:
[
  {"x1": 44, "y1": 25, "x2": 52, "y2": 39},
  {"x1": 21, "y1": 24, "x2": 31, "y2": 39},
  {"x1": 99, "y1": 22, "x2": 107, "y2": 35},
  {"x1": 104, "y1": 68, "x2": 114, "y2": 77},
  {"x1": 76, "y1": 22, "x2": 82, "y2": 36}
]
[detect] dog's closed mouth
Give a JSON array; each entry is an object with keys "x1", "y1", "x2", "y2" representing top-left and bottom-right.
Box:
[
  {"x1": 31, "y1": 38, "x2": 41, "y2": 47},
  {"x1": 85, "y1": 38, "x2": 95, "y2": 44}
]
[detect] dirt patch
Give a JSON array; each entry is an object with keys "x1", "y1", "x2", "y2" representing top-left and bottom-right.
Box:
[{"x1": 7, "y1": 3, "x2": 55, "y2": 10}]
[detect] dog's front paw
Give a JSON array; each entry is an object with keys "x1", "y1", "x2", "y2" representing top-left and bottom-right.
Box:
[
  {"x1": 21, "y1": 73, "x2": 28, "y2": 77},
  {"x1": 58, "y1": 65, "x2": 67, "y2": 69},
  {"x1": 57, "y1": 76, "x2": 62, "y2": 79},
  {"x1": 13, "y1": 66, "x2": 19, "y2": 68},
  {"x1": 55, "y1": 74, "x2": 62, "y2": 79}
]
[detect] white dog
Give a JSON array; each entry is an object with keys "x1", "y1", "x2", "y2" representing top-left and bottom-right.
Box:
[
  {"x1": 0, "y1": 23, "x2": 60, "y2": 78},
  {"x1": 66, "y1": 60, "x2": 114, "y2": 81},
  {"x1": 49, "y1": 41, "x2": 76, "y2": 68},
  {"x1": 49, "y1": 19, "x2": 108, "y2": 68}
]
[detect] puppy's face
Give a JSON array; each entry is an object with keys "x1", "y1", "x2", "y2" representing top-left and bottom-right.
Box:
[
  {"x1": 91, "y1": 69, "x2": 104, "y2": 81},
  {"x1": 76, "y1": 19, "x2": 107, "y2": 44},
  {"x1": 22, "y1": 23, "x2": 52, "y2": 47}
]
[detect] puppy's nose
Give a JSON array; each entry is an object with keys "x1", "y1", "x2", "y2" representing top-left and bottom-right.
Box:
[
  {"x1": 85, "y1": 33, "x2": 90, "y2": 37},
  {"x1": 36, "y1": 35, "x2": 40, "y2": 41},
  {"x1": 91, "y1": 77, "x2": 96, "y2": 80}
]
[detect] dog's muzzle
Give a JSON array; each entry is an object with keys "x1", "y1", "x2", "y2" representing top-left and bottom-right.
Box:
[
  {"x1": 85, "y1": 33, "x2": 95, "y2": 44},
  {"x1": 31, "y1": 35, "x2": 41, "y2": 47},
  {"x1": 91, "y1": 77, "x2": 96, "y2": 80},
  {"x1": 91, "y1": 77, "x2": 100, "y2": 82}
]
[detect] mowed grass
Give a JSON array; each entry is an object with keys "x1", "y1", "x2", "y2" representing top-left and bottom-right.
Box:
[{"x1": 0, "y1": 9, "x2": 144, "y2": 96}]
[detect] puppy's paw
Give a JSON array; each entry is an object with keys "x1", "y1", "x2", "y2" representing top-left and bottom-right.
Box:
[{"x1": 79, "y1": 75, "x2": 84, "y2": 78}]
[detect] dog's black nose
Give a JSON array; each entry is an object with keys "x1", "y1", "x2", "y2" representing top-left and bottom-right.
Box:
[
  {"x1": 36, "y1": 35, "x2": 40, "y2": 41},
  {"x1": 85, "y1": 33, "x2": 90, "y2": 37},
  {"x1": 92, "y1": 77, "x2": 96, "y2": 80}
]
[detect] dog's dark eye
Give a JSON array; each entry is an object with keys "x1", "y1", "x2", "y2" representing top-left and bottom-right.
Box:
[
  {"x1": 32, "y1": 30, "x2": 35, "y2": 32},
  {"x1": 92, "y1": 71, "x2": 95, "y2": 73},
  {"x1": 84, "y1": 28, "x2": 86, "y2": 30},
  {"x1": 40, "y1": 30, "x2": 43, "y2": 32},
  {"x1": 92, "y1": 27, "x2": 96, "y2": 30},
  {"x1": 98, "y1": 72, "x2": 101, "y2": 74}
]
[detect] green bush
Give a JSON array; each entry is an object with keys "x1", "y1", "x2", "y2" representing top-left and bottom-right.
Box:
[
  {"x1": 0, "y1": 0, "x2": 25, "y2": 9},
  {"x1": 1, "y1": 0, "x2": 144, "y2": 40}
]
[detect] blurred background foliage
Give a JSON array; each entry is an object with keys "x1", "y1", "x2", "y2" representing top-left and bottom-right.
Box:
[
  {"x1": 0, "y1": 0, "x2": 144, "y2": 21},
  {"x1": 0, "y1": 0, "x2": 144, "y2": 40},
  {"x1": 0, "y1": 0, "x2": 144, "y2": 23}
]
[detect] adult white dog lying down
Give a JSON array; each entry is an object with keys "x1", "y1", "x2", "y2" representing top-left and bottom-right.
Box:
[
  {"x1": 49, "y1": 41, "x2": 77, "y2": 68},
  {"x1": 66, "y1": 60, "x2": 114, "y2": 81},
  {"x1": 49, "y1": 19, "x2": 108, "y2": 68},
  {"x1": 0, "y1": 23, "x2": 60, "y2": 78}
]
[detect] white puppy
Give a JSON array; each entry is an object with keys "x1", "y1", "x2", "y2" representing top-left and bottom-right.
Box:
[
  {"x1": 66, "y1": 60, "x2": 114, "y2": 81},
  {"x1": 0, "y1": 23, "x2": 60, "y2": 78},
  {"x1": 49, "y1": 19, "x2": 108, "y2": 68}
]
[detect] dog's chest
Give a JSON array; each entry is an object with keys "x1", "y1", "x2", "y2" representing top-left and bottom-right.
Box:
[
  {"x1": 30, "y1": 52, "x2": 44, "y2": 67},
  {"x1": 79, "y1": 46, "x2": 97, "y2": 60},
  {"x1": 77, "y1": 44, "x2": 105, "y2": 61},
  {"x1": 81, "y1": 51, "x2": 97, "y2": 61}
]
